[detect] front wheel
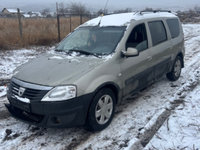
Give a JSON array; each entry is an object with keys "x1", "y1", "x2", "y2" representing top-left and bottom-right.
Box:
[
  {"x1": 86, "y1": 88, "x2": 116, "y2": 131},
  {"x1": 166, "y1": 56, "x2": 182, "y2": 81}
]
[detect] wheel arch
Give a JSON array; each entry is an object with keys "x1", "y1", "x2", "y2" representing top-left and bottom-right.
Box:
[
  {"x1": 93, "y1": 82, "x2": 120, "y2": 104},
  {"x1": 177, "y1": 52, "x2": 184, "y2": 68},
  {"x1": 85, "y1": 82, "x2": 120, "y2": 130}
]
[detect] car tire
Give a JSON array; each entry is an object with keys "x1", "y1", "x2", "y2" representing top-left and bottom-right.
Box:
[
  {"x1": 166, "y1": 56, "x2": 182, "y2": 81},
  {"x1": 86, "y1": 88, "x2": 116, "y2": 131}
]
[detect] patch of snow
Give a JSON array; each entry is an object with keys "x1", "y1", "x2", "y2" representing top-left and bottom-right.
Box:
[
  {"x1": 145, "y1": 83, "x2": 200, "y2": 150},
  {"x1": 140, "y1": 109, "x2": 167, "y2": 135},
  {"x1": 49, "y1": 56, "x2": 64, "y2": 60},
  {"x1": 134, "y1": 12, "x2": 176, "y2": 20},
  {"x1": 0, "y1": 48, "x2": 50, "y2": 79},
  {"x1": 7, "y1": 9, "x2": 18, "y2": 13},
  {"x1": 0, "y1": 86, "x2": 6, "y2": 98},
  {"x1": 144, "y1": 24, "x2": 200, "y2": 150},
  {"x1": 49, "y1": 49, "x2": 113, "y2": 62},
  {"x1": 102, "y1": 54, "x2": 113, "y2": 61},
  {"x1": 82, "y1": 12, "x2": 177, "y2": 27},
  {"x1": 23, "y1": 14, "x2": 31, "y2": 18},
  {"x1": 5, "y1": 9, "x2": 25, "y2": 14},
  {"x1": 82, "y1": 13, "x2": 134, "y2": 27},
  {"x1": 124, "y1": 138, "x2": 143, "y2": 150}
]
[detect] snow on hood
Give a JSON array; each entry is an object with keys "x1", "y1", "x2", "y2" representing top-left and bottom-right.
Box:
[
  {"x1": 48, "y1": 49, "x2": 113, "y2": 62},
  {"x1": 13, "y1": 52, "x2": 113, "y2": 86}
]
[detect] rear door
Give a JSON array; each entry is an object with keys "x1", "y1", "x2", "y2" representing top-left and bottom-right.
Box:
[
  {"x1": 166, "y1": 18, "x2": 184, "y2": 60},
  {"x1": 146, "y1": 20, "x2": 172, "y2": 79}
]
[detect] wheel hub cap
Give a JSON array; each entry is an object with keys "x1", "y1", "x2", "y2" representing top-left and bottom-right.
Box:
[
  {"x1": 95, "y1": 95, "x2": 113, "y2": 125},
  {"x1": 174, "y1": 59, "x2": 181, "y2": 77}
]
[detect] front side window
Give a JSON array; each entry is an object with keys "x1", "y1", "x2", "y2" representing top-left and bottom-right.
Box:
[
  {"x1": 148, "y1": 21, "x2": 167, "y2": 46},
  {"x1": 166, "y1": 18, "x2": 180, "y2": 38},
  {"x1": 126, "y1": 23, "x2": 148, "y2": 52},
  {"x1": 56, "y1": 26, "x2": 126, "y2": 55}
]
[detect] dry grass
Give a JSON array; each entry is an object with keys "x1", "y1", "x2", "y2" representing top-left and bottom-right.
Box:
[{"x1": 0, "y1": 17, "x2": 89, "y2": 50}]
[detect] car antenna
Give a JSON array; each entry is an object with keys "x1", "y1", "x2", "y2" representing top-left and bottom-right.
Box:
[{"x1": 98, "y1": 0, "x2": 110, "y2": 26}]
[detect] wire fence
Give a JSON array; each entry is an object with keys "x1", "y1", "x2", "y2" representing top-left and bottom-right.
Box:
[
  {"x1": 56, "y1": 13, "x2": 95, "y2": 42},
  {"x1": 0, "y1": 8, "x2": 97, "y2": 49}
]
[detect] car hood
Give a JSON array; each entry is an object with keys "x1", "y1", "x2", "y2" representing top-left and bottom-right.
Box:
[{"x1": 13, "y1": 53, "x2": 106, "y2": 86}]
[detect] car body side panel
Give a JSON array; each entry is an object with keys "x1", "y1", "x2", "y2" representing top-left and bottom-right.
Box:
[
  {"x1": 74, "y1": 59, "x2": 123, "y2": 103},
  {"x1": 167, "y1": 18, "x2": 185, "y2": 71}
]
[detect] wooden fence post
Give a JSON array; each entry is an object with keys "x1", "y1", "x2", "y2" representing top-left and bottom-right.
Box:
[
  {"x1": 80, "y1": 14, "x2": 83, "y2": 25},
  {"x1": 56, "y1": 2, "x2": 61, "y2": 42},
  {"x1": 17, "y1": 8, "x2": 23, "y2": 40},
  {"x1": 70, "y1": 14, "x2": 72, "y2": 32},
  {"x1": 57, "y1": 14, "x2": 61, "y2": 42}
]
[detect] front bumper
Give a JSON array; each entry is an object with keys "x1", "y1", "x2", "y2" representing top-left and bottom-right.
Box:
[{"x1": 6, "y1": 93, "x2": 94, "y2": 128}]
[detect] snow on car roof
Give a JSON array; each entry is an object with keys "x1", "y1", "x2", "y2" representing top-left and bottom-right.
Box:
[{"x1": 81, "y1": 12, "x2": 177, "y2": 27}]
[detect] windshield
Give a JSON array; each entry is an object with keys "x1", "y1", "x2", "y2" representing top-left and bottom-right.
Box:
[{"x1": 56, "y1": 26, "x2": 126, "y2": 55}]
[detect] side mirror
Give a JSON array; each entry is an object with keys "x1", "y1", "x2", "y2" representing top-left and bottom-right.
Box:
[{"x1": 122, "y1": 47, "x2": 139, "y2": 57}]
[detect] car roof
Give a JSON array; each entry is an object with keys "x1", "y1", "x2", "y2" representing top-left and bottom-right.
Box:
[{"x1": 81, "y1": 11, "x2": 178, "y2": 27}]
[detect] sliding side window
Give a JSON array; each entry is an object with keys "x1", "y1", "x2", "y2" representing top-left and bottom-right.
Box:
[
  {"x1": 148, "y1": 21, "x2": 167, "y2": 46},
  {"x1": 166, "y1": 18, "x2": 180, "y2": 38}
]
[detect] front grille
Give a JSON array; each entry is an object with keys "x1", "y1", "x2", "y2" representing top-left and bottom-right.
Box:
[{"x1": 9, "y1": 78, "x2": 52, "y2": 102}]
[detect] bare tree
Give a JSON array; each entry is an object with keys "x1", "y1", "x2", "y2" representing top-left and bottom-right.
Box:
[
  {"x1": 58, "y1": 2, "x2": 67, "y2": 15},
  {"x1": 27, "y1": 11, "x2": 33, "y2": 17},
  {"x1": 194, "y1": 6, "x2": 200, "y2": 13},
  {"x1": 41, "y1": 8, "x2": 50, "y2": 17},
  {"x1": 144, "y1": 7, "x2": 153, "y2": 11},
  {"x1": 68, "y1": 2, "x2": 90, "y2": 15},
  {"x1": 114, "y1": 8, "x2": 132, "y2": 14},
  {"x1": 97, "y1": 9, "x2": 108, "y2": 15}
]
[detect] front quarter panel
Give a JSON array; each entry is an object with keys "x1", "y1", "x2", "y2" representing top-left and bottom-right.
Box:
[{"x1": 74, "y1": 59, "x2": 122, "y2": 102}]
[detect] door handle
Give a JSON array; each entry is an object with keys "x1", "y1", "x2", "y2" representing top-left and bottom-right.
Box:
[{"x1": 147, "y1": 56, "x2": 152, "y2": 61}]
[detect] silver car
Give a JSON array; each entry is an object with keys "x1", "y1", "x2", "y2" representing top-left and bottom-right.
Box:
[{"x1": 6, "y1": 10, "x2": 185, "y2": 131}]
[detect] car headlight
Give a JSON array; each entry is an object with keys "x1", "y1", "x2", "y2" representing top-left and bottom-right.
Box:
[{"x1": 41, "y1": 86, "x2": 76, "y2": 102}]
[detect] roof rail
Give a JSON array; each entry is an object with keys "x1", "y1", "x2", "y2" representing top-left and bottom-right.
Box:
[{"x1": 139, "y1": 10, "x2": 171, "y2": 15}]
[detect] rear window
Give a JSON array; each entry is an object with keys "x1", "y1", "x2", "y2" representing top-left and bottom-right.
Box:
[
  {"x1": 148, "y1": 21, "x2": 167, "y2": 46},
  {"x1": 166, "y1": 18, "x2": 180, "y2": 38}
]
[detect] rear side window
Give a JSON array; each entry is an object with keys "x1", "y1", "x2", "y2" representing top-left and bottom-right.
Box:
[
  {"x1": 148, "y1": 21, "x2": 167, "y2": 46},
  {"x1": 166, "y1": 19, "x2": 180, "y2": 38}
]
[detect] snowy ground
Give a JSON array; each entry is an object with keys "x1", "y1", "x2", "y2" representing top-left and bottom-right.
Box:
[
  {"x1": 144, "y1": 24, "x2": 200, "y2": 150},
  {"x1": 145, "y1": 84, "x2": 200, "y2": 150},
  {"x1": 0, "y1": 24, "x2": 200, "y2": 150}
]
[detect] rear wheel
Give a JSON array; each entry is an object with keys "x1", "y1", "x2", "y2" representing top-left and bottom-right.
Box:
[
  {"x1": 86, "y1": 88, "x2": 116, "y2": 131},
  {"x1": 166, "y1": 56, "x2": 182, "y2": 81}
]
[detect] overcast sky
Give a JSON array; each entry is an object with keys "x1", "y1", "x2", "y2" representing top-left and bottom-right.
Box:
[{"x1": 0, "y1": 0, "x2": 199, "y2": 12}]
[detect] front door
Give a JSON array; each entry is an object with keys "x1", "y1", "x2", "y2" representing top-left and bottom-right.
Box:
[{"x1": 120, "y1": 23, "x2": 154, "y2": 96}]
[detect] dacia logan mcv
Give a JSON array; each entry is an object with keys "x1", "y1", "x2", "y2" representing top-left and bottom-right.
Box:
[{"x1": 6, "y1": 10, "x2": 185, "y2": 131}]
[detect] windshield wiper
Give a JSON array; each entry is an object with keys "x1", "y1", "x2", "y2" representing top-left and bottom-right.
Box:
[
  {"x1": 68, "y1": 49, "x2": 100, "y2": 58},
  {"x1": 55, "y1": 49, "x2": 65, "y2": 52}
]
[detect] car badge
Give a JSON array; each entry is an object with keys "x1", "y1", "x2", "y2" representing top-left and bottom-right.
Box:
[{"x1": 18, "y1": 87, "x2": 25, "y2": 97}]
